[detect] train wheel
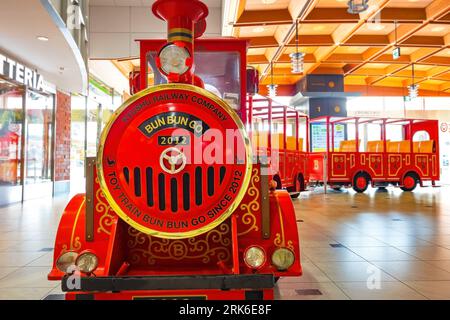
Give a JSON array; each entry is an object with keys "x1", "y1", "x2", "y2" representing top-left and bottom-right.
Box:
[
  {"x1": 353, "y1": 173, "x2": 369, "y2": 193},
  {"x1": 287, "y1": 175, "x2": 302, "y2": 198},
  {"x1": 401, "y1": 173, "x2": 418, "y2": 192},
  {"x1": 289, "y1": 192, "x2": 300, "y2": 199}
]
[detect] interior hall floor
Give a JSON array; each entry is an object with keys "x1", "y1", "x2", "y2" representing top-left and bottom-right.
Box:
[
  {"x1": 277, "y1": 185, "x2": 450, "y2": 300},
  {"x1": 0, "y1": 186, "x2": 450, "y2": 299}
]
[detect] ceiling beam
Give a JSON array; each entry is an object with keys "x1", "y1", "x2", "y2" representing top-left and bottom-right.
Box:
[
  {"x1": 242, "y1": 36, "x2": 279, "y2": 47},
  {"x1": 234, "y1": 9, "x2": 292, "y2": 26},
  {"x1": 246, "y1": 34, "x2": 448, "y2": 49},
  {"x1": 341, "y1": 0, "x2": 450, "y2": 79},
  {"x1": 421, "y1": 56, "x2": 450, "y2": 66},
  {"x1": 345, "y1": 35, "x2": 390, "y2": 46},
  {"x1": 303, "y1": 7, "x2": 427, "y2": 23},
  {"x1": 400, "y1": 36, "x2": 445, "y2": 47},
  {"x1": 368, "y1": 47, "x2": 447, "y2": 85},
  {"x1": 305, "y1": 0, "x2": 392, "y2": 77},
  {"x1": 260, "y1": 0, "x2": 321, "y2": 77},
  {"x1": 286, "y1": 35, "x2": 335, "y2": 46},
  {"x1": 440, "y1": 82, "x2": 450, "y2": 91}
]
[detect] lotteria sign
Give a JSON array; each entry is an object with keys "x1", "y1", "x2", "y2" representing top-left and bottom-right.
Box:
[{"x1": 0, "y1": 53, "x2": 44, "y2": 91}]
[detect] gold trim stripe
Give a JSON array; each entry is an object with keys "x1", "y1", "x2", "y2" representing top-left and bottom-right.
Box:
[
  {"x1": 169, "y1": 28, "x2": 193, "y2": 34},
  {"x1": 168, "y1": 36, "x2": 193, "y2": 43}
]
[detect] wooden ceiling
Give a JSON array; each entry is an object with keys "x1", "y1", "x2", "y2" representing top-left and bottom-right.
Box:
[{"x1": 229, "y1": 0, "x2": 450, "y2": 95}]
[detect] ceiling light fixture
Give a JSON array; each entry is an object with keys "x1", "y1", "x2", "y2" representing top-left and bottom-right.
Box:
[
  {"x1": 408, "y1": 63, "x2": 419, "y2": 99},
  {"x1": 289, "y1": 19, "x2": 304, "y2": 74},
  {"x1": 253, "y1": 26, "x2": 265, "y2": 33},
  {"x1": 313, "y1": 25, "x2": 325, "y2": 31},
  {"x1": 261, "y1": 0, "x2": 277, "y2": 4},
  {"x1": 37, "y1": 36, "x2": 49, "y2": 41},
  {"x1": 431, "y1": 26, "x2": 444, "y2": 32},
  {"x1": 369, "y1": 24, "x2": 385, "y2": 31},
  {"x1": 267, "y1": 62, "x2": 277, "y2": 98},
  {"x1": 347, "y1": 0, "x2": 369, "y2": 14}
]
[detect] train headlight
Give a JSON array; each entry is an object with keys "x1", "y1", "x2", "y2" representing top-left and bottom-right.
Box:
[
  {"x1": 244, "y1": 246, "x2": 266, "y2": 269},
  {"x1": 271, "y1": 248, "x2": 295, "y2": 271},
  {"x1": 75, "y1": 251, "x2": 99, "y2": 274},
  {"x1": 56, "y1": 251, "x2": 78, "y2": 273},
  {"x1": 158, "y1": 43, "x2": 191, "y2": 75}
]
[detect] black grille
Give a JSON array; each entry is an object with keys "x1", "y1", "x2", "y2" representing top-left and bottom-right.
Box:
[
  {"x1": 219, "y1": 166, "x2": 226, "y2": 184},
  {"x1": 170, "y1": 178, "x2": 178, "y2": 212},
  {"x1": 122, "y1": 166, "x2": 227, "y2": 212},
  {"x1": 207, "y1": 167, "x2": 214, "y2": 196},
  {"x1": 134, "y1": 167, "x2": 141, "y2": 197},
  {"x1": 195, "y1": 167, "x2": 202, "y2": 206},
  {"x1": 158, "y1": 173, "x2": 166, "y2": 211},
  {"x1": 123, "y1": 167, "x2": 130, "y2": 184},
  {"x1": 183, "y1": 173, "x2": 190, "y2": 211},
  {"x1": 146, "y1": 168, "x2": 153, "y2": 207}
]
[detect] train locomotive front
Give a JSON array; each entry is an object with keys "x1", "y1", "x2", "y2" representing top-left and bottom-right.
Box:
[{"x1": 48, "y1": 0, "x2": 302, "y2": 300}]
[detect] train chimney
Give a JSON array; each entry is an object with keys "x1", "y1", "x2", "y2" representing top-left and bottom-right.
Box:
[{"x1": 152, "y1": 0, "x2": 209, "y2": 85}]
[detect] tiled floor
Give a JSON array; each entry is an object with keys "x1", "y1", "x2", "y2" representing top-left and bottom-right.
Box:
[
  {"x1": 0, "y1": 196, "x2": 67, "y2": 299},
  {"x1": 1, "y1": 186, "x2": 450, "y2": 299},
  {"x1": 275, "y1": 185, "x2": 450, "y2": 300}
]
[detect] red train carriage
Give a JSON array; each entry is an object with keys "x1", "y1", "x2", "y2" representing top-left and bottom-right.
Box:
[
  {"x1": 48, "y1": 0, "x2": 302, "y2": 300},
  {"x1": 308, "y1": 115, "x2": 440, "y2": 193},
  {"x1": 248, "y1": 95, "x2": 309, "y2": 198}
]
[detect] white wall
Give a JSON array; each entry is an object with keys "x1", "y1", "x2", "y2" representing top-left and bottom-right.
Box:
[{"x1": 89, "y1": 5, "x2": 222, "y2": 59}]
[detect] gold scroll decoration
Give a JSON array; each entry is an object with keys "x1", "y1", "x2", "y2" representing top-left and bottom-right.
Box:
[
  {"x1": 237, "y1": 168, "x2": 260, "y2": 236},
  {"x1": 95, "y1": 177, "x2": 115, "y2": 235},
  {"x1": 127, "y1": 222, "x2": 231, "y2": 265}
]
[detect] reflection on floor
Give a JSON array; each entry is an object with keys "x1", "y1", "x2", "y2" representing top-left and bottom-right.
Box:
[
  {"x1": 0, "y1": 186, "x2": 450, "y2": 299},
  {"x1": 0, "y1": 196, "x2": 67, "y2": 299},
  {"x1": 277, "y1": 185, "x2": 450, "y2": 300}
]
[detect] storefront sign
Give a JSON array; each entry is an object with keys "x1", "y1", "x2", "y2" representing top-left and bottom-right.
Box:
[
  {"x1": 392, "y1": 47, "x2": 400, "y2": 60},
  {"x1": 0, "y1": 53, "x2": 44, "y2": 91}
]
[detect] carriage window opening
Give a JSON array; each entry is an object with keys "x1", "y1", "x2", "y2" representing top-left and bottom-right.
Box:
[
  {"x1": 413, "y1": 130, "x2": 430, "y2": 142},
  {"x1": 413, "y1": 130, "x2": 433, "y2": 154},
  {"x1": 386, "y1": 124, "x2": 403, "y2": 141},
  {"x1": 385, "y1": 123, "x2": 410, "y2": 153},
  {"x1": 365, "y1": 124, "x2": 383, "y2": 153}
]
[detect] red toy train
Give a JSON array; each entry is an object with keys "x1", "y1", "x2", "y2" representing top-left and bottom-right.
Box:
[
  {"x1": 308, "y1": 116, "x2": 440, "y2": 193},
  {"x1": 48, "y1": 0, "x2": 302, "y2": 300}
]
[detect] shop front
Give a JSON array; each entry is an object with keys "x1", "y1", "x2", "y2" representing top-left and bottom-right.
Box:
[{"x1": 0, "y1": 52, "x2": 59, "y2": 206}]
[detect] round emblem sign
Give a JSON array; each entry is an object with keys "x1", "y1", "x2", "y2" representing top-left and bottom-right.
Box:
[
  {"x1": 441, "y1": 122, "x2": 448, "y2": 133},
  {"x1": 97, "y1": 84, "x2": 252, "y2": 239}
]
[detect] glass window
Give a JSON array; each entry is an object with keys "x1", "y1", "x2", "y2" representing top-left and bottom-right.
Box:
[
  {"x1": 424, "y1": 97, "x2": 450, "y2": 110},
  {"x1": 0, "y1": 82, "x2": 23, "y2": 187},
  {"x1": 146, "y1": 51, "x2": 241, "y2": 110},
  {"x1": 0, "y1": 80, "x2": 24, "y2": 205},
  {"x1": 405, "y1": 97, "x2": 424, "y2": 111},
  {"x1": 25, "y1": 90, "x2": 53, "y2": 184},
  {"x1": 86, "y1": 97, "x2": 101, "y2": 158},
  {"x1": 70, "y1": 94, "x2": 87, "y2": 192}
]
